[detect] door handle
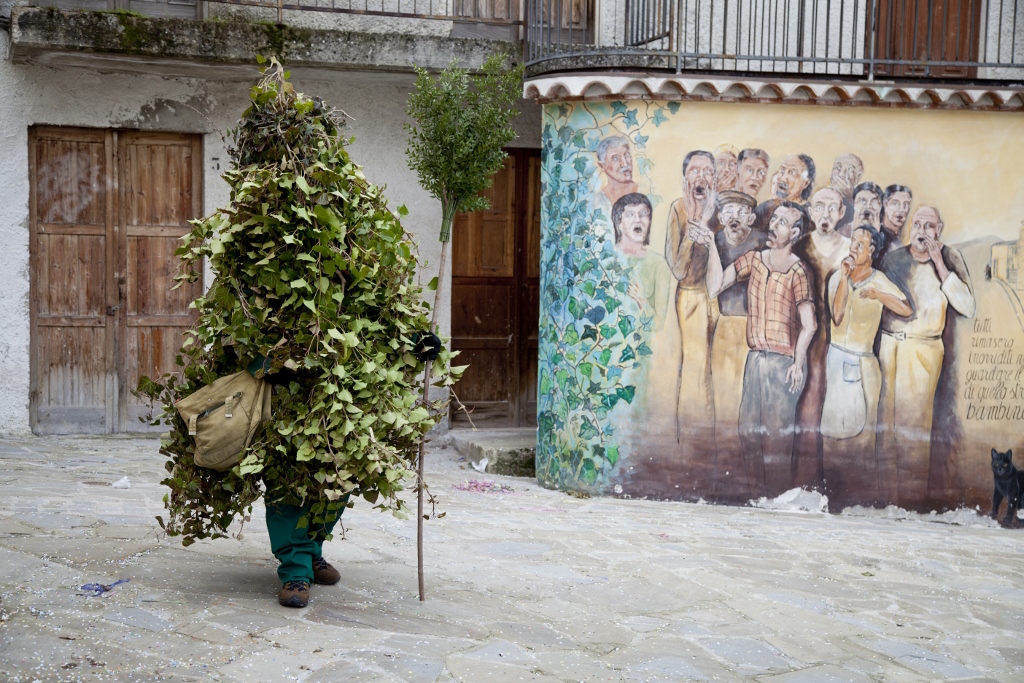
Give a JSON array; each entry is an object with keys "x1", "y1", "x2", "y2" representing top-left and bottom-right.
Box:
[{"x1": 106, "y1": 304, "x2": 121, "y2": 315}]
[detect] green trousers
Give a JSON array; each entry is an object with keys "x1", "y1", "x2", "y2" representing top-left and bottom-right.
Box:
[{"x1": 265, "y1": 502, "x2": 344, "y2": 584}]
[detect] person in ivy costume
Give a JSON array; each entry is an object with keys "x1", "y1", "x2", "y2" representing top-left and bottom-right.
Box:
[{"x1": 137, "y1": 61, "x2": 454, "y2": 608}]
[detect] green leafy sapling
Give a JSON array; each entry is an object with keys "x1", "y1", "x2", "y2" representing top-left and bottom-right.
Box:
[{"x1": 404, "y1": 52, "x2": 524, "y2": 600}]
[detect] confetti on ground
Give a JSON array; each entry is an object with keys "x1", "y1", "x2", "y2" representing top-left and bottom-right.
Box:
[{"x1": 452, "y1": 479, "x2": 516, "y2": 494}]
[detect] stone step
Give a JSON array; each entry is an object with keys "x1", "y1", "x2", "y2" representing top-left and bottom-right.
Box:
[{"x1": 448, "y1": 428, "x2": 537, "y2": 477}]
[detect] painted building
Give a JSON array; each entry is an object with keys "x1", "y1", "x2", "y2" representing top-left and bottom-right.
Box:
[
  {"x1": 991, "y1": 240, "x2": 1018, "y2": 287},
  {"x1": 524, "y1": 1, "x2": 1024, "y2": 511},
  {"x1": 0, "y1": 0, "x2": 542, "y2": 434}
]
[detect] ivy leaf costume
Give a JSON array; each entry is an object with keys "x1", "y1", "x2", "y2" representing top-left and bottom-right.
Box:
[{"x1": 138, "y1": 61, "x2": 458, "y2": 556}]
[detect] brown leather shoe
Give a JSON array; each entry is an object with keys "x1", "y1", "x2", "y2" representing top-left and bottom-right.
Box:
[
  {"x1": 312, "y1": 556, "x2": 340, "y2": 585},
  {"x1": 278, "y1": 580, "x2": 309, "y2": 608}
]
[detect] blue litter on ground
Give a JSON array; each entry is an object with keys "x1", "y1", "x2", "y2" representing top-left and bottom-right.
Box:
[{"x1": 79, "y1": 578, "x2": 130, "y2": 596}]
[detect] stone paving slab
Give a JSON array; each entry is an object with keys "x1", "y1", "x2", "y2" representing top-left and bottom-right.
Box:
[{"x1": 0, "y1": 434, "x2": 1022, "y2": 682}]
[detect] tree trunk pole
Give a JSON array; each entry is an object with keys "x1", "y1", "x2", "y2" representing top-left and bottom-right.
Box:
[{"x1": 418, "y1": 212, "x2": 451, "y2": 602}]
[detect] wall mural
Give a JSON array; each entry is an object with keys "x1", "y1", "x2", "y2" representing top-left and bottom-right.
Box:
[{"x1": 537, "y1": 99, "x2": 1024, "y2": 512}]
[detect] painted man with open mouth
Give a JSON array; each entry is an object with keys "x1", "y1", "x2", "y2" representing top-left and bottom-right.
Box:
[
  {"x1": 665, "y1": 150, "x2": 721, "y2": 446},
  {"x1": 753, "y1": 153, "x2": 815, "y2": 231}
]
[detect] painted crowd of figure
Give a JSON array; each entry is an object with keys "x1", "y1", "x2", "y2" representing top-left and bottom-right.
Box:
[{"x1": 594, "y1": 136, "x2": 976, "y2": 507}]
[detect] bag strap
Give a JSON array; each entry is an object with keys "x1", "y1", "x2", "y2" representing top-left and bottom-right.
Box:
[{"x1": 188, "y1": 414, "x2": 198, "y2": 436}]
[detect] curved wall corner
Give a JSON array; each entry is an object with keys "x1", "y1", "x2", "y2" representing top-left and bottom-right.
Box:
[{"x1": 536, "y1": 96, "x2": 1024, "y2": 513}]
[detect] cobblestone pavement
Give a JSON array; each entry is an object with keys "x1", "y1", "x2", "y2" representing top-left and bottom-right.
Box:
[{"x1": 0, "y1": 435, "x2": 1022, "y2": 682}]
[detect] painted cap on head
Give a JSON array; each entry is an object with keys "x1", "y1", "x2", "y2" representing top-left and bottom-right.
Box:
[{"x1": 717, "y1": 190, "x2": 756, "y2": 210}]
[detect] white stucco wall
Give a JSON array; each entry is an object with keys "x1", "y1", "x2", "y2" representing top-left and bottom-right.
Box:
[
  {"x1": 980, "y1": 0, "x2": 1024, "y2": 80},
  {"x1": 0, "y1": 33, "x2": 540, "y2": 434}
]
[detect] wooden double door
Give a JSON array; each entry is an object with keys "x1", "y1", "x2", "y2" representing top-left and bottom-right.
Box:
[
  {"x1": 873, "y1": 0, "x2": 983, "y2": 78},
  {"x1": 29, "y1": 127, "x2": 202, "y2": 434},
  {"x1": 451, "y1": 148, "x2": 541, "y2": 427}
]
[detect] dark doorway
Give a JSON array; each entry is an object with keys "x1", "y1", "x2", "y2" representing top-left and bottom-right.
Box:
[{"x1": 450, "y1": 148, "x2": 541, "y2": 427}]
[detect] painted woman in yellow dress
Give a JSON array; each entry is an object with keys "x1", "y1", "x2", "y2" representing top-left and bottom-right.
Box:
[{"x1": 820, "y1": 225, "x2": 911, "y2": 506}]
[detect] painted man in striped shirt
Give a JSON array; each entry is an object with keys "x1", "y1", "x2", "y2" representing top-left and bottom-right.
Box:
[{"x1": 698, "y1": 201, "x2": 817, "y2": 497}]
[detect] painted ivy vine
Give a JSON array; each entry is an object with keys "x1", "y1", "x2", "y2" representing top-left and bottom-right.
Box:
[{"x1": 537, "y1": 100, "x2": 682, "y2": 491}]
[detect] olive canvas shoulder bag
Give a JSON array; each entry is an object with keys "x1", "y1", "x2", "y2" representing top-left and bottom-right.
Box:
[{"x1": 174, "y1": 370, "x2": 272, "y2": 472}]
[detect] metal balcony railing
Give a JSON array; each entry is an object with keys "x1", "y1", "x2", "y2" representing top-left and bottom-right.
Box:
[{"x1": 526, "y1": 0, "x2": 1024, "y2": 82}]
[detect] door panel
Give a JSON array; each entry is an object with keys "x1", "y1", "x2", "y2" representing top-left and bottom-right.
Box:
[
  {"x1": 519, "y1": 283, "x2": 540, "y2": 426},
  {"x1": 454, "y1": 0, "x2": 519, "y2": 21},
  {"x1": 120, "y1": 132, "x2": 203, "y2": 430},
  {"x1": 517, "y1": 153, "x2": 542, "y2": 425},
  {"x1": 30, "y1": 128, "x2": 115, "y2": 434},
  {"x1": 29, "y1": 127, "x2": 202, "y2": 434},
  {"x1": 451, "y1": 164, "x2": 517, "y2": 426},
  {"x1": 873, "y1": 0, "x2": 982, "y2": 78},
  {"x1": 452, "y1": 282, "x2": 512, "y2": 417},
  {"x1": 452, "y1": 157, "x2": 516, "y2": 278},
  {"x1": 451, "y1": 149, "x2": 541, "y2": 427}
]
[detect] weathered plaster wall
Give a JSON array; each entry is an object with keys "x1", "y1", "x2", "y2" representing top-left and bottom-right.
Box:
[
  {"x1": 0, "y1": 42, "x2": 538, "y2": 434},
  {"x1": 208, "y1": 5, "x2": 454, "y2": 37}
]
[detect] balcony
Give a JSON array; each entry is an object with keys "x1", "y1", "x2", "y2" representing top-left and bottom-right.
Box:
[{"x1": 525, "y1": 0, "x2": 1024, "y2": 84}]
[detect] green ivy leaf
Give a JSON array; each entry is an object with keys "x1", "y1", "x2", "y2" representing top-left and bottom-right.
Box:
[
  {"x1": 564, "y1": 325, "x2": 580, "y2": 345},
  {"x1": 580, "y1": 458, "x2": 598, "y2": 484},
  {"x1": 616, "y1": 386, "x2": 636, "y2": 404},
  {"x1": 620, "y1": 346, "x2": 636, "y2": 363},
  {"x1": 568, "y1": 297, "x2": 585, "y2": 319},
  {"x1": 578, "y1": 418, "x2": 599, "y2": 441}
]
